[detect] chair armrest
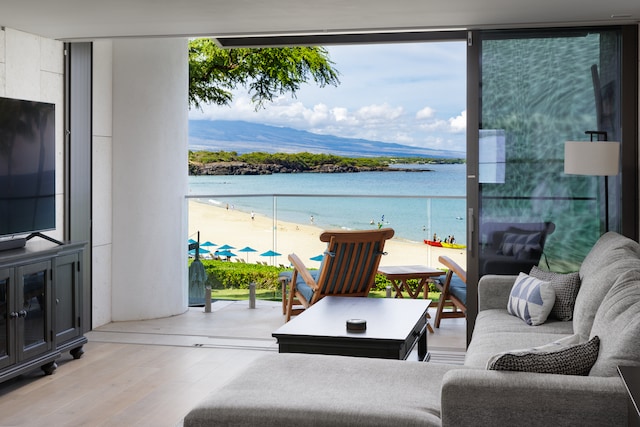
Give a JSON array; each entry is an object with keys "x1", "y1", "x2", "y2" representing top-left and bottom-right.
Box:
[
  {"x1": 477, "y1": 275, "x2": 517, "y2": 311},
  {"x1": 441, "y1": 369, "x2": 627, "y2": 427},
  {"x1": 288, "y1": 253, "x2": 318, "y2": 293},
  {"x1": 438, "y1": 256, "x2": 466, "y2": 284}
]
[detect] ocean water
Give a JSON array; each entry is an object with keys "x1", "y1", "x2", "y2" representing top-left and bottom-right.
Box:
[{"x1": 188, "y1": 163, "x2": 466, "y2": 244}]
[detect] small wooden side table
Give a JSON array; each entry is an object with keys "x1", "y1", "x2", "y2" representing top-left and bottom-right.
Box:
[{"x1": 377, "y1": 265, "x2": 444, "y2": 333}]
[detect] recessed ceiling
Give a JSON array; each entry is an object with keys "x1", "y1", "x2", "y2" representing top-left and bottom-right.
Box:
[{"x1": 1, "y1": 0, "x2": 638, "y2": 41}]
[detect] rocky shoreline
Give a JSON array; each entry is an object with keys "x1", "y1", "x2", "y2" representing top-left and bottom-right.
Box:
[{"x1": 188, "y1": 161, "x2": 429, "y2": 175}]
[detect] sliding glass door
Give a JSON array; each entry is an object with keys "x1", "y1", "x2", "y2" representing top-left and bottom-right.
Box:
[{"x1": 465, "y1": 26, "x2": 638, "y2": 344}]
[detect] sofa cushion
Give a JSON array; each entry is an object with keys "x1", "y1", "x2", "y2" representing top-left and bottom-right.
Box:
[
  {"x1": 449, "y1": 277, "x2": 467, "y2": 305},
  {"x1": 589, "y1": 269, "x2": 640, "y2": 377},
  {"x1": 575, "y1": 232, "x2": 640, "y2": 340},
  {"x1": 464, "y1": 329, "x2": 571, "y2": 368},
  {"x1": 474, "y1": 309, "x2": 574, "y2": 336},
  {"x1": 486, "y1": 335, "x2": 599, "y2": 376},
  {"x1": 184, "y1": 353, "x2": 453, "y2": 426},
  {"x1": 507, "y1": 273, "x2": 556, "y2": 326},
  {"x1": 530, "y1": 266, "x2": 580, "y2": 321}
]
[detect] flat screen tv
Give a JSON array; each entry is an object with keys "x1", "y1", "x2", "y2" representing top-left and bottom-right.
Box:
[{"x1": 0, "y1": 97, "x2": 56, "y2": 239}]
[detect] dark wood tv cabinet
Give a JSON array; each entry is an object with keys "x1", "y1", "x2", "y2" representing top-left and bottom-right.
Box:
[{"x1": 0, "y1": 240, "x2": 87, "y2": 383}]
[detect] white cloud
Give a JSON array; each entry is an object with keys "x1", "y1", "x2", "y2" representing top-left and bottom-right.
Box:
[
  {"x1": 355, "y1": 103, "x2": 404, "y2": 123},
  {"x1": 448, "y1": 110, "x2": 466, "y2": 133},
  {"x1": 416, "y1": 106, "x2": 435, "y2": 120}
]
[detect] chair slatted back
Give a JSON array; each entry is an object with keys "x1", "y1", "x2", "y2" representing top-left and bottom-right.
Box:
[{"x1": 310, "y1": 228, "x2": 394, "y2": 303}]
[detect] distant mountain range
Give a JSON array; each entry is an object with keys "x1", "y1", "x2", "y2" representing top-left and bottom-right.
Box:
[{"x1": 189, "y1": 120, "x2": 465, "y2": 159}]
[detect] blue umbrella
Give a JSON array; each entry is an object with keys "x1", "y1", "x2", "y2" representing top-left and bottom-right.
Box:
[
  {"x1": 260, "y1": 250, "x2": 281, "y2": 266},
  {"x1": 189, "y1": 248, "x2": 211, "y2": 256},
  {"x1": 218, "y1": 244, "x2": 235, "y2": 250},
  {"x1": 201, "y1": 241, "x2": 217, "y2": 247},
  {"x1": 310, "y1": 254, "x2": 324, "y2": 262},
  {"x1": 217, "y1": 250, "x2": 236, "y2": 258},
  {"x1": 238, "y1": 246, "x2": 257, "y2": 261},
  {"x1": 260, "y1": 250, "x2": 281, "y2": 257}
]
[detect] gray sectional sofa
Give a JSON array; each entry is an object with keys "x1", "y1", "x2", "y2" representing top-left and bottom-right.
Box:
[{"x1": 184, "y1": 231, "x2": 640, "y2": 426}]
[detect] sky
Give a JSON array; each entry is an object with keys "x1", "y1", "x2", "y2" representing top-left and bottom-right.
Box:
[{"x1": 188, "y1": 41, "x2": 467, "y2": 153}]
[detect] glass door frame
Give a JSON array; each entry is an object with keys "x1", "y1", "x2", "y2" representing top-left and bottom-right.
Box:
[{"x1": 465, "y1": 25, "x2": 638, "y2": 346}]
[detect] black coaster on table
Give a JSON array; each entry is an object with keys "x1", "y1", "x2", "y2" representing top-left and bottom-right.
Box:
[{"x1": 346, "y1": 319, "x2": 367, "y2": 332}]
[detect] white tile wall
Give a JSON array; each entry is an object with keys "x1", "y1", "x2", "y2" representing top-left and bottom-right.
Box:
[
  {"x1": 0, "y1": 29, "x2": 5, "y2": 64},
  {"x1": 5, "y1": 29, "x2": 41, "y2": 100},
  {"x1": 92, "y1": 136, "x2": 112, "y2": 247},
  {"x1": 91, "y1": 244, "x2": 112, "y2": 328},
  {"x1": 92, "y1": 40, "x2": 113, "y2": 138}
]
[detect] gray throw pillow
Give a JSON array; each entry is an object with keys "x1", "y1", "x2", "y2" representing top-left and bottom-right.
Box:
[
  {"x1": 507, "y1": 273, "x2": 556, "y2": 326},
  {"x1": 487, "y1": 335, "x2": 600, "y2": 376},
  {"x1": 529, "y1": 266, "x2": 581, "y2": 321}
]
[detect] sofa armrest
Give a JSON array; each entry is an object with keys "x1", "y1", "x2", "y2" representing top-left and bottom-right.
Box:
[
  {"x1": 477, "y1": 275, "x2": 517, "y2": 311},
  {"x1": 441, "y1": 369, "x2": 627, "y2": 427}
]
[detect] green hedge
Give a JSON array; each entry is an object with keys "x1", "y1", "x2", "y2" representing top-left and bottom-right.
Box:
[{"x1": 199, "y1": 259, "x2": 283, "y2": 290}]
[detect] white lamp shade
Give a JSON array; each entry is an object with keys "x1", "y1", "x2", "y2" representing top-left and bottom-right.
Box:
[{"x1": 564, "y1": 141, "x2": 620, "y2": 176}]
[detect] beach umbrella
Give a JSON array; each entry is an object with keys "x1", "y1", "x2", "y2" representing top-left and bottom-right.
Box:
[
  {"x1": 218, "y1": 244, "x2": 235, "y2": 250},
  {"x1": 310, "y1": 254, "x2": 324, "y2": 262},
  {"x1": 238, "y1": 246, "x2": 257, "y2": 261},
  {"x1": 260, "y1": 250, "x2": 281, "y2": 266},
  {"x1": 217, "y1": 250, "x2": 237, "y2": 258},
  {"x1": 188, "y1": 232, "x2": 208, "y2": 306},
  {"x1": 201, "y1": 241, "x2": 217, "y2": 248},
  {"x1": 260, "y1": 250, "x2": 281, "y2": 257},
  {"x1": 188, "y1": 247, "x2": 211, "y2": 257}
]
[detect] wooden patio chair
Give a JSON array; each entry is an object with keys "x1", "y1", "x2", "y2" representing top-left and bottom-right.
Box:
[
  {"x1": 285, "y1": 228, "x2": 395, "y2": 321},
  {"x1": 434, "y1": 255, "x2": 467, "y2": 328}
]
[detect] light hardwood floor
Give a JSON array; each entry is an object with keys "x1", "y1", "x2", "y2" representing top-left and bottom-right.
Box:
[{"x1": 0, "y1": 300, "x2": 466, "y2": 426}]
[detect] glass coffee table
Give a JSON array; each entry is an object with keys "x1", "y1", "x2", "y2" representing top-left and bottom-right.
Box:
[{"x1": 272, "y1": 296, "x2": 431, "y2": 361}]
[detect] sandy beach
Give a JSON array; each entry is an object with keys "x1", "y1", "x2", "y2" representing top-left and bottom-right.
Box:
[{"x1": 188, "y1": 199, "x2": 466, "y2": 271}]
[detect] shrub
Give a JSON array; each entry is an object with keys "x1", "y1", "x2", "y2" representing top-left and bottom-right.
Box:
[{"x1": 200, "y1": 259, "x2": 287, "y2": 291}]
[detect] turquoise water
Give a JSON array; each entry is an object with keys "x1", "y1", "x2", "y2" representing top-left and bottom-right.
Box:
[{"x1": 188, "y1": 163, "x2": 466, "y2": 244}]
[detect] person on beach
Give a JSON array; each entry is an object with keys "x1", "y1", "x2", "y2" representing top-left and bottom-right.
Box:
[
  {"x1": 310, "y1": 215, "x2": 314, "y2": 224},
  {"x1": 251, "y1": 211, "x2": 255, "y2": 221}
]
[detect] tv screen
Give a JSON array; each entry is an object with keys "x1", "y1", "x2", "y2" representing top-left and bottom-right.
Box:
[{"x1": 0, "y1": 97, "x2": 56, "y2": 237}]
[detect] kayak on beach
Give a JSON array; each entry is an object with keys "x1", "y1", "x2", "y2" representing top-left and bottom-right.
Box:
[{"x1": 424, "y1": 240, "x2": 466, "y2": 249}]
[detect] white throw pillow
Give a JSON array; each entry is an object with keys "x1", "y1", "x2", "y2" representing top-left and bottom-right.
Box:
[{"x1": 507, "y1": 273, "x2": 556, "y2": 326}]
